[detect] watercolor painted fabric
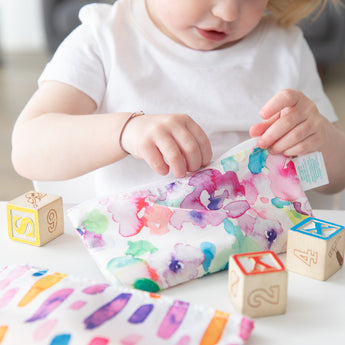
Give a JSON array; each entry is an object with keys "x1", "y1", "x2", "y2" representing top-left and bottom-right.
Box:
[
  {"x1": 68, "y1": 138, "x2": 313, "y2": 292},
  {"x1": 0, "y1": 265, "x2": 254, "y2": 345}
]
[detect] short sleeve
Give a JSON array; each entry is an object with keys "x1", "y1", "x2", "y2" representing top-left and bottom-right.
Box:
[{"x1": 38, "y1": 4, "x2": 111, "y2": 108}]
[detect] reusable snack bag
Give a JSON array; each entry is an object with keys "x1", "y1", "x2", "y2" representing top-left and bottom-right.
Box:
[
  {"x1": 68, "y1": 139, "x2": 313, "y2": 292},
  {"x1": 0, "y1": 265, "x2": 253, "y2": 345}
]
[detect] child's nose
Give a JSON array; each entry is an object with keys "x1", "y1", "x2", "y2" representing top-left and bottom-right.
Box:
[{"x1": 211, "y1": 0, "x2": 239, "y2": 22}]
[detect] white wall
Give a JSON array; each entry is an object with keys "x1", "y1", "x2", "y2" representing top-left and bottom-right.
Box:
[{"x1": 0, "y1": 0, "x2": 46, "y2": 52}]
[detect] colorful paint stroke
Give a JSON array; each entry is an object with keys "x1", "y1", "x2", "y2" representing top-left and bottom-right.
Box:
[
  {"x1": 0, "y1": 265, "x2": 253, "y2": 345},
  {"x1": 68, "y1": 138, "x2": 313, "y2": 291}
]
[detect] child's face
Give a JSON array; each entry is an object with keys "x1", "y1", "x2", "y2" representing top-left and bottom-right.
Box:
[{"x1": 146, "y1": 0, "x2": 269, "y2": 51}]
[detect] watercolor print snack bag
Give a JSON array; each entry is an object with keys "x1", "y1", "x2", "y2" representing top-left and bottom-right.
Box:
[
  {"x1": 68, "y1": 138, "x2": 313, "y2": 292},
  {"x1": 0, "y1": 265, "x2": 254, "y2": 345}
]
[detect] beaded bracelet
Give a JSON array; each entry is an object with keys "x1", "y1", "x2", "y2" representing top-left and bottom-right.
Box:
[{"x1": 119, "y1": 111, "x2": 145, "y2": 154}]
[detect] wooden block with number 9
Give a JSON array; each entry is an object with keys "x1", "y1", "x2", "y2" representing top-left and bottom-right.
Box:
[
  {"x1": 228, "y1": 251, "x2": 287, "y2": 318},
  {"x1": 7, "y1": 191, "x2": 64, "y2": 246}
]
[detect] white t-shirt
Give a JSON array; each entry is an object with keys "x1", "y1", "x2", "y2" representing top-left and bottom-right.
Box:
[{"x1": 39, "y1": 0, "x2": 337, "y2": 197}]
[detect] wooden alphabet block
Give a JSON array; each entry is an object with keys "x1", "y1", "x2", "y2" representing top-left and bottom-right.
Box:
[
  {"x1": 286, "y1": 217, "x2": 345, "y2": 280},
  {"x1": 7, "y1": 191, "x2": 64, "y2": 246},
  {"x1": 229, "y1": 251, "x2": 287, "y2": 318}
]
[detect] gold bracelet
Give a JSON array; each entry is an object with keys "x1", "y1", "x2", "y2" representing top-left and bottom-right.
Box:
[{"x1": 119, "y1": 111, "x2": 145, "y2": 154}]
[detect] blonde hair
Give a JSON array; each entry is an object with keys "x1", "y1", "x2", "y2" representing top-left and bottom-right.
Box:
[{"x1": 267, "y1": 0, "x2": 342, "y2": 26}]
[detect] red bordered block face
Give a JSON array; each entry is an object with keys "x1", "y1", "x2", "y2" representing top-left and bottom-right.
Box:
[
  {"x1": 229, "y1": 251, "x2": 287, "y2": 318},
  {"x1": 7, "y1": 191, "x2": 64, "y2": 246},
  {"x1": 286, "y1": 217, "x2": 345, "y2": 280}
]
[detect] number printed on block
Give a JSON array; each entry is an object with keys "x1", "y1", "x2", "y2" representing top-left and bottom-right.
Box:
[
  {"x1": 286, "y1": 217, "x2": 345, "y2": 280},
  {"x1": 228, "y1": 251, "x2": 287, "y2": 318},
  {"x1": 7, "y1": 191, "x2": 64, "y2": 246}
]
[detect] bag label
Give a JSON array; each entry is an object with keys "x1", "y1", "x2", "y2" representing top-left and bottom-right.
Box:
[{"x1": 292, "y1": 151, "x2": 329, "y2": 191}]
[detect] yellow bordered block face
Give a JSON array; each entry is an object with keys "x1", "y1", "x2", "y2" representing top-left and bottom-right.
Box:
[
  {"x1": 228, "y1": 251, "x2": 287, "y2": 318},
  {"x1": 286, "y1": 217, "x2": 345, "y2": 281},
  {"x1": 7, "y1": 191, "x2": 64, "y2": 246}
]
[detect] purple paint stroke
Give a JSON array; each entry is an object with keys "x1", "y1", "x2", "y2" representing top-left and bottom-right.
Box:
[
  {"x1": 169, "y1": 209, "x2": 227, "y2": 230},
  {"x1": 82, "y1": 284, "x2": 109, "y2": 295},
  {"x1": 265, "y1": 229, "x2": 278, "y2": 248},
  {"x1": 157, "y1": 300, "x2": 189, "y2": 339},
  {"x1": 82, "y1": 231, "x2": 106, "y2": 249},
  {"x1": 238, "y1": 215, "x2": 284, "y2": 251},
  {"x1": 208, "y1": 190, "x2": 230, "y2": 210},
  {"x1": 224, "y1": 200, "x2": 250, "y2": 218},
  {"x1": 161, "y1": 244, "x2": 205, "y2": 287},
  {"x1": 180, "y1": 169, "x2": 245, "y2": 211},
  {"x1": 26, "y1": 288, "x2": 74, "y2": 322},
  {"x1": 128, "y1": 304, "x2": 154, "y2": 324},
  {"x1": 84, "y1": 293, "x2": 132, "y2": 329},
  {"x1": 293, "y1": 201, "x2": 309, "y2": 216}
]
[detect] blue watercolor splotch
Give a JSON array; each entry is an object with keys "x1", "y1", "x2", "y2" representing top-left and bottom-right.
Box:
[
  {"x1": 50, "y1": 334, "x2": 71, "y2": 345},
  {"x1": 32, "y1": 269, "x2": 48, "y2": 277},
  {"x1": 248, "y1": 148, "x2": 268, "y2": 174},
  {"x1": 200, "y1": 242, "x2": 216, "y2": 272},
  {"x1": 271, "y1": 197, "x2": 291, "y2": 209},
  {"x1": 221, "y1": 156, "x2": 239, "y2": 172}
]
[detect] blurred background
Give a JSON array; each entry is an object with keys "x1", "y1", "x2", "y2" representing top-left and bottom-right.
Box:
[{"x1": 0, "y1": 0, "x2": 345, "y2": 208}]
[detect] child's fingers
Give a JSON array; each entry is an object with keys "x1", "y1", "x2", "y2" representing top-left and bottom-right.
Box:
[
  {"x1": 266, "y1": 120, "x2": 315, "y2": 155},
  {"x1": 130, "y1": 113, "x2": 211, "y2": 177},
  {"x1": 260, "y1": 89, "x2": 300, "y2": 120},
  {"x1": 155, "y1": 134, "x2": 188, "y2": 178},
  {"x1": 140, "y1": 143, "x2": 170, "y2": 176},
  {"x1": 280, "y1": 133, "x2": 318, "y2": 157},
  {"x1": 172, "y1": 129, "x2": 202, "y2": 172},
  {"x1": 258, "y1": 104, "x2": 306, "y2": 149},
  {"x1": 250, "y1": 113, "x2": 281, "y2": 137},
  {"x1": 185, "y1": 120, "x2": 212, "y2": 167}
]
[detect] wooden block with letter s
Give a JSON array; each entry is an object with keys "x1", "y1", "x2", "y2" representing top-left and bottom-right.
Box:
[
  {"x1": 7, "y1": 191, "x2": 64, "y2": 246},
  {"x1": 228, "y1": 251, "x2": 287, "y2": 318},
  {"x1": 286, "y1": 217, "x2": 345, "y2": 280}
]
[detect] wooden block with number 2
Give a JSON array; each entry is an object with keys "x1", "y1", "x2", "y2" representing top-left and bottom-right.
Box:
[
  {"x1": 229, "y1": 251, "x2": 287, "y2": 318},
  {"x1": 7, "y1": 191, "x2": 64, "y2": 246}
]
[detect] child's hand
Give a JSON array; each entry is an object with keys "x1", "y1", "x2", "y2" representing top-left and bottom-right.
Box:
[
  {"x1": 120, "y1": 113, "x2": 212, "y2": 178},
  {"x1": 249, "y1": 89, "x2": 329, "y2": 156}
]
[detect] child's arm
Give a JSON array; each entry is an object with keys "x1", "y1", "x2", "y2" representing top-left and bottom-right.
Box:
[
  {"x1": 250, "y1": 89, "x2": 345, "y2": 194},
  {"x1": 12, "y1": 81, "x2": 212, "y2": 181}
]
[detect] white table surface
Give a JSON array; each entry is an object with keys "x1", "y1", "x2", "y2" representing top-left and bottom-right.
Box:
[{"x1": 1, "y1": 202, "x2": 344, "y2": 344}]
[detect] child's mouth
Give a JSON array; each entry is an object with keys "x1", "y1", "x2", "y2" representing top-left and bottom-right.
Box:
[{"x1": 196, "y1": 28, "x2": 228, "y2": 41}]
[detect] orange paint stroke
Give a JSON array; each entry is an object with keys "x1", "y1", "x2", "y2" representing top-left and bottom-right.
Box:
[
  {"x1": 0, "y1": 326, "x2": 9, "y2": 344},
  {"x1": 18, "y1": 273, "x2": 67, "y2": 307},
  {"x1": 199, "y1": 310, "x2": 229, "y2": 345}
]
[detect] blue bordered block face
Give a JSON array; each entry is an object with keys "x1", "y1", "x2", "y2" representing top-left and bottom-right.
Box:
[
  {"x1": 290, "y1": 217, "x2": 344, "y2": 240},
  {"x1": 287, "y1": 217, "x2": 345, "y2": 280}
]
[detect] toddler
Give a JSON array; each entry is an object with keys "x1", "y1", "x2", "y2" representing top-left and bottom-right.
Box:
[{"x1": 12, "y1": 0, "x2": 345, "y2": 197}]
